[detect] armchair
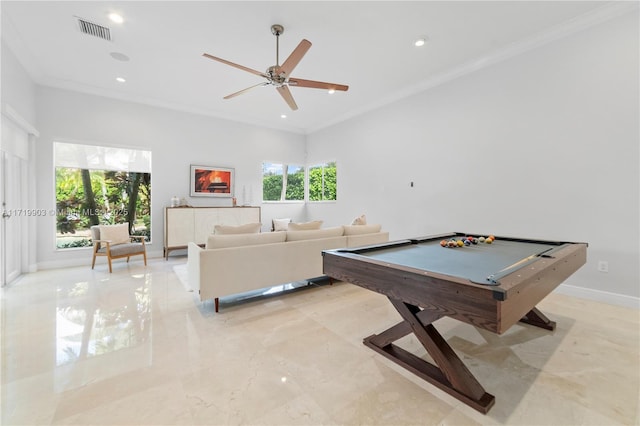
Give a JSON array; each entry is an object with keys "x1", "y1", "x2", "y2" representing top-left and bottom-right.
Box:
[{"x1": 90, "y1": 223, "x2": 147, "y2": 273}]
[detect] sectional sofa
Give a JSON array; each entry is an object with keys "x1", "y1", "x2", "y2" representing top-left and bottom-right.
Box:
[{"x1": 187, "y1": 224, "x2": 389, "y2": 312}]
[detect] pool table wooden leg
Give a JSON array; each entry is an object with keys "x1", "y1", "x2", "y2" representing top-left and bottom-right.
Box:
[
  {"x1": 363, "y1": 297, "x2": 495, "y2": 414},
  {"x1": 519, "y1": 307, "x2": 556, "y2": 331}
]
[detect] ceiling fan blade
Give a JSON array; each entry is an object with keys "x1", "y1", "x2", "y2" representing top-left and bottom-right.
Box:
[
  {"x1": 288, "y1": 77, "x2": 349, "y2": 92},
  {"x1": 202, "y1": 53, "x2": 268, "y2": 78},
  {"x1": 278, "y1": 39, "x2": 312, "y2": 78},
  {"x1": 224, "y1": 82, "x2": 270, "y2": 99},
  {"x1": 276, "y1": 85, "x2": 298, "y2": 110}
]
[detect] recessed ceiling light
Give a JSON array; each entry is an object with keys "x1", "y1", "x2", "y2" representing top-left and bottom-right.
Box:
[
  {"x1": 328, "y1": 89, "x2": 336, "y2": 94},
  {"x1": 280, "y1": 114, "x2": 287, "y2": 119},
  {"x1": 109, "y1": 13, "x2": 124, "y2": 24},
  {"x1": 414, "y1": 37, "x2": 428, "y2": 47},
  {"x1": 116, "y1": 77, "x2": 126, "y2": 83}
]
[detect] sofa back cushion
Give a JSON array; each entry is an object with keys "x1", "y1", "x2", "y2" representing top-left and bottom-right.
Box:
[
  {"x1": 214, "y1": 222, "x2": 262, "y2": 235},
  {"x1": 206, "y1": 231, "x2": 286, "y2": 249},
  {"x1": 343, "y1": 224, "x2": 382, "y2": 235},
  {"x1": 286, "y1": 226, "x2": 344, "y2": 241},
  {"x1": 288, "y1": 220, "x2": 323, "y2": 231}
]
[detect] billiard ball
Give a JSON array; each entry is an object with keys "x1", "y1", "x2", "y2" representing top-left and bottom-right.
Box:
[
  {"x1": 472, "y1": 238, "x2": 478, "y2": 244},
  {"x1": 457, "y1": 240, "x2": 464, "y2": 247},
  {"x1": 486, "y1": 237, "x2": 493, "y2": 244},
  {"x1": 488, "y1": 235, "x2": 496, "y2": 241},
  {"x1": 466, "y1": 236, "x2": 473, "y2": 241},
  {"x1": 479, "y1": 237, "x2": 486, "y2": 243},
  {"x1": 448, "y1": 241, "x2": 456, "y2": 248},
  {"x1": 464, "y1": 240, "x2": 471, "y2": 246},
  {"x1": 440, "y1": 240, "x2": 447, "y2": 247}
]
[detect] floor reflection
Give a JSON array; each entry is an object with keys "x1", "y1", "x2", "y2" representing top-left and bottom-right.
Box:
[{"x1": 53, "y1": 274, "x2": 152, "y2": 391}]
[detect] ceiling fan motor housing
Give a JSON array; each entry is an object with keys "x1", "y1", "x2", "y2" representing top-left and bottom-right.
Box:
[{"x1": 267, "y1": 65, "x2": 286, "y2": 85}]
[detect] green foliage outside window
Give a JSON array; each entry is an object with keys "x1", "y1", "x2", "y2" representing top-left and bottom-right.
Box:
[
  {"x1": 55, "y1": 168, "x2": 151, "y2": 248},
  {"x1": 309, "y1": 162, "x2": 337, "y2": 201},
  {"x1": 262, "y1": 163, "x2": 304, "y2": 201}
]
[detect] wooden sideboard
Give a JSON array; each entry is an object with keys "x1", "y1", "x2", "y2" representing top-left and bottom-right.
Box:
[{"x1": 163, "y1": 206, "x2": 261, "y2": 259}]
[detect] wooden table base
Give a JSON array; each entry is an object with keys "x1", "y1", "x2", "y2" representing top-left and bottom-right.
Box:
[{"x1": 365, "y1": 297, "x2": 553, "y2": 414}]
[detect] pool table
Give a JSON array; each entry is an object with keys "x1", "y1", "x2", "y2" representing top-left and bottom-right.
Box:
[{"x1": 322, "y1": 232, "x2": 587, "y2": 413}]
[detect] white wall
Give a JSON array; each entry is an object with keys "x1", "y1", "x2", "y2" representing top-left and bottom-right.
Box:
[
  {"x1": 34, "y1": 87, "x2": 306, "y2": 266},
  {"x1": 1, "y1": 40, "x2": 37, "y2": 124},
  {"x1": 307, "y1": 11, "x2": 639, "y2": 302}
]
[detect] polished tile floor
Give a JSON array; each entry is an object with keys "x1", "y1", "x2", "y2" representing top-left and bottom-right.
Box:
[{"x1": 1, "y1": 257, "x2": 638, "y2": 425}]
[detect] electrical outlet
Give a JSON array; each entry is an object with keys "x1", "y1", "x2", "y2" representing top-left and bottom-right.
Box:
[{"x1": 597, "y1": 261, "x2": 609, "y2": 273}]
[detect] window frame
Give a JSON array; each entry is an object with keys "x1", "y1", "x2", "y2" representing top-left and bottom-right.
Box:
[
  {"x1": 53, "y1": 141, "x2": 152, "y2": 250},
  {"x1": 307, "y1": 160, "x2": 338, "y2": 203},
  {"x1": 261, "y1": 161, "x2": 306, "y2": 203}
]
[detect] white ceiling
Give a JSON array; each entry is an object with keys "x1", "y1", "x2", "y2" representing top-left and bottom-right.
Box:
[{"x1": 1, "y1": 1, "x2": 629, "y2": 134}]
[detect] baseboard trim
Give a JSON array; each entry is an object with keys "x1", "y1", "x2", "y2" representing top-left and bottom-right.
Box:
[{"x1": 556, "y1": 283, "x2": 639, "y2": 310}]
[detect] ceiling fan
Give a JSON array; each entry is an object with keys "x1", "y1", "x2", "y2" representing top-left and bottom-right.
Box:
[{"x1": 202, "y1": 24, "x2": 349, "y2": 111}]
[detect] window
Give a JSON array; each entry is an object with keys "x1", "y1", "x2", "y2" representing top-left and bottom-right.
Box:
[
  {"x1": 309, "y1": 161, "x2": 337, "y2": 201},
  {"x1": 262, "y1": 162, "x2": 304, "y2": 201},
  {"x1": 54, "y1": 142, "x2": 151, "y2": 249}
]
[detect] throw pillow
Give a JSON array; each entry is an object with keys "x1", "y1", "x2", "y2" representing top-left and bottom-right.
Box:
[
  {"x1": 351, "y1": 214, "x2": 367, "y2": 225},
  {"x1": 272, "y1": 218, "x2": 291, "y2": 232},
  {"x1": 214, "y1": 222, "x2": 262, "y2": 235},
  {"x1": 343, "y1": 224, "x2": 382, "y2": 235},
  {"x1": 288, "y1": 220, "x2": 323, "y2": 231},
  {"x1": 99, "y1": 223, "x2": 130, "y2": 245}
]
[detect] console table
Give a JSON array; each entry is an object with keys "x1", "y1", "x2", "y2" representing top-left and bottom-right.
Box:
[{"x1": 163, "y1": 206, "x2": 261, "y2": 259}]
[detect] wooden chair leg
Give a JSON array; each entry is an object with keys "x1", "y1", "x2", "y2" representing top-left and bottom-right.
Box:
[
  {"x1": 142, "y1": 250, "x2": 147, "y2": 266},
  {"x1": 107, "y1": 257, "x2": 113, "y2": 273},
  {"x1": 91, "y1": 252, "x2": 97, "y2": 269}
]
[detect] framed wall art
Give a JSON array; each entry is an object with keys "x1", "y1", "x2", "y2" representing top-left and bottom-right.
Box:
[{"x1": 190, "y1": 165, "x2": 234, "y2": 197}]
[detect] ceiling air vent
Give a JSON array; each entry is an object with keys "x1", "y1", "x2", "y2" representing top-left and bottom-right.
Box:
[{"x1": 76, "y1": 17, "x2": 111, "y2": 41}]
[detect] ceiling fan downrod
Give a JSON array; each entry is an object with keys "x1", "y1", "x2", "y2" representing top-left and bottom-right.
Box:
[{"x1": 271, "y1": 24, "x2": 284, "y2": 66}]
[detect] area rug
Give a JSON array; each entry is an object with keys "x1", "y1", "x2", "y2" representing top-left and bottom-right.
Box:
[{"x1": 172, "y1": 264, "x2": 192, "y2": 292}]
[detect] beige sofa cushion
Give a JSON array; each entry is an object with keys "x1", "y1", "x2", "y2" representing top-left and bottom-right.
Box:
[
  {"x1": 206, "y1": 232, "x2": 286, "y2": 249},
  {"x1": 99, "y1": 223, "x2": 130, "y2": 245},
  {"x1": 214, "y1": 222, "x2": 261, "y2": 235},
  {"x1": 288, "y1": 220, "x2": 323, "y2": 231},
  {"x1": 286, "y1": 226, "x2": 344, "y2": 241},
  {"x1": 343, "y1": 224, "x2": 382, "y2": 235}
]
